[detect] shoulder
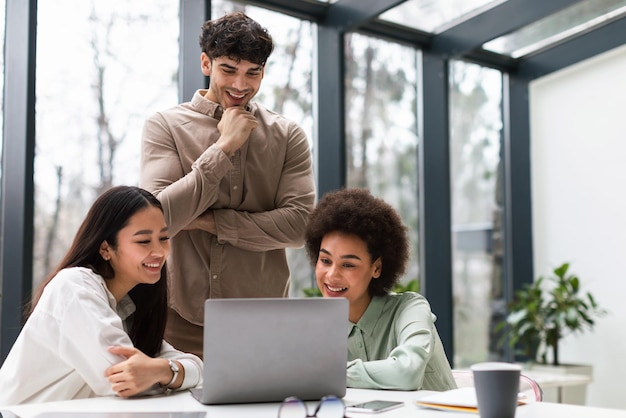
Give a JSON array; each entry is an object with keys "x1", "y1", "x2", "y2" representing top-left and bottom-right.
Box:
[
  {"x1": 382, "y1": 291, "x2": 429, "y2": 307},
  {"x1": 34, "y1": 267, "x2": 111, "y2": 317},
  {"x1": 144, "y1": 98, "x2": 202, "y2": 133},
  {"x1": 43, "y1": 267, "x2": 108, "y2": 299},
  {"x1": 251, "y1": 103, "x2": 305, "y2": 132},
  {"x1": 379, "y1": 292, "x2": 434, "y2": 320},
  {"x1": 145, "y1": 103, "x2": 194, "y2": 126}
]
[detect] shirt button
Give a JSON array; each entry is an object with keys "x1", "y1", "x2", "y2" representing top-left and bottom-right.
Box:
[
  {"x1": 212, "y1": 275, "x2": 218, "y2": 280},
  {"x1": 233, "y1": 185, "x2": 238, "y2": 190}
]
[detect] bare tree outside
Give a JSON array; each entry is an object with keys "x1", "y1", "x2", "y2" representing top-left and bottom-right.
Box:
[
  {"x1": 0, "y1": 2, "x2": 4, "y2": 194},
  {"x1": 344, "y1": 32, "x2": 503, "y2": 367},
  {"x1": 42, "y1": 166, "x2": 63, "y2": 273},
  {"x1": 89, "y1": 7, "x2": 123, "y2": 195},
  {"x1": 33, "y1": 0, "x2": 179, "y2": 286},
  {"x1": 449, "y1": 61, "x2": 502, "y2": 367},
  {"x1": 345, "y1": 33, "x2": 420, "y2": 285}
]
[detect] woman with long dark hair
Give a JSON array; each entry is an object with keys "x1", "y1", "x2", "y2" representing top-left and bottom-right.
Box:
[{"x1": 0, "y1": 186, "x2": 202, "y2": 405}]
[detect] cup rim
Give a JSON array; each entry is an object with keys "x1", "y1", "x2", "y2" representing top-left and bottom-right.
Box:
[{"x1": 470, "y1": 362, "x2": 522, "y2": 371}]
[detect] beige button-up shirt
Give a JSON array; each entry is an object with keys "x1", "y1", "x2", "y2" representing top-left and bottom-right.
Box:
[{"x1": 140, "y1": 90, "x2": 315, "y2": 325}]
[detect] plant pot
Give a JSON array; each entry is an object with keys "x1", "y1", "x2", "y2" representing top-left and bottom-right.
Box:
[{"x1": 519, "y1": 363, "x2": 593, "y2": 405}]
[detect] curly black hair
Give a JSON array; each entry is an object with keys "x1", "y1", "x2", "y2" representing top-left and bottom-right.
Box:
[
  {"x1": 305, "y1": 188, "x2": 409, "y2": 296},
  {"x1": 199, "y1": 11, "x2": 274, "y2": 66}
]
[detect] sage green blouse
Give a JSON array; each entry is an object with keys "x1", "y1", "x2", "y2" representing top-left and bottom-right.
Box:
[{"x1": 346, "y1": 292, "x2": 456, "y2": 391}]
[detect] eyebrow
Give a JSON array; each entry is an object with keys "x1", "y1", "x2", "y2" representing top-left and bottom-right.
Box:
[
  {"x1": 319, "y1": 248, "x2": 362, "y2": 261},
  {"x1": 133, "y1": 226, "x2": 169, "y2": 236}
]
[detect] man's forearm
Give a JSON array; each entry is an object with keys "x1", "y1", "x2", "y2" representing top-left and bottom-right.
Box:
[{"x1": 182, "y1": 211, "x2": 217, "y2": 234}]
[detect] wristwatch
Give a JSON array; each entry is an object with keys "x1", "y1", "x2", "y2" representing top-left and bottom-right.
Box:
[{"x1": 162, "y1": 359, "x2": 179, "y2": 392}]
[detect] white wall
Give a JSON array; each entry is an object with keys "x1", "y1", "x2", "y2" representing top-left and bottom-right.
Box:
[{"x1": 530, "y1": 44, "x2": 626, "y2": 409}]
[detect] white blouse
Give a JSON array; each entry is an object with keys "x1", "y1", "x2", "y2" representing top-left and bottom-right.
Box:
[{"x1": 0, "y1": 267, "x2": 203, "y2": 406}]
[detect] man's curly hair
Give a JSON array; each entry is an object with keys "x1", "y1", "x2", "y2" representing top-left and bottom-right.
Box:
[
  {"x1": 305, "y1": 188, "x2": 410, "y2": 296},
  {"x1": 199, "y1": 11, "x2": 274, "y2": 66}
]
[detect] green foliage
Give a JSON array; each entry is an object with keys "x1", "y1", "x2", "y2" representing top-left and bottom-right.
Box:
[
  {"x1": 392, "y1": 278, "x2": 420, "y2": 294},
  {"x1": 500, "y1": 262, "x2": 606, "y2": 365},
  {"x1": 302, "y1": 287, "x2": 322, "y2": 297}
]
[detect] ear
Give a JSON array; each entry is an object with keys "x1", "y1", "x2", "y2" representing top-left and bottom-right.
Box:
[
  {"x1": 99, "y1": 241, "x2": 112, "y2": 261},
  {"x1": 372, "y1": 257, "x2": 382, "y2": 279},
  {"x1": 201, "y1": 53, "x2": 212, "y2": 76}
]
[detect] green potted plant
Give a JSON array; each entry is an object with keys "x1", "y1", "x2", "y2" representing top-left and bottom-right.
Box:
[
  {"x1": 499, "y1": 262, "x2": 606, "y2": 404},
  {"x1": 501, "y1": 262, "x2": 606, "y2": 366}
]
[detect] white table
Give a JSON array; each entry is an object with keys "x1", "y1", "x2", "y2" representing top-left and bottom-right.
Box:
[{"x1": 3, "y1": 388, "x2": 626, "y2": 418}]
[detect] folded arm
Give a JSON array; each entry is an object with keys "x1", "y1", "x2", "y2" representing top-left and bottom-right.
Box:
[
  {"x1": 142, "y1": 113, "x2": 315, "y2": 250},
  {"x1": 140, "y1": 113, "x2": 232, "y2": 235}
]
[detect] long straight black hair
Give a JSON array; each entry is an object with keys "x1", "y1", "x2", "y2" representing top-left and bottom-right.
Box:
[{"x1": 28, "y1": 185, "x2": 168, "y2": 357}]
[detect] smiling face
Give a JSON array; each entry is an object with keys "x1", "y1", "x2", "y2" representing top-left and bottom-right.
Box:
[
  {"x1": 315, "y1": 231, "x2": 382, "y2": 323},
  {"x1": 100, "y1": 206, "x2": 170, "y2": 300},
  {"x1": 201, "y1": 54, "x2": 264, "y2": 109}
]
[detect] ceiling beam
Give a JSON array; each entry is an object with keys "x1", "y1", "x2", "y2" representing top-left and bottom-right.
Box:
[
  {"x1": 516, "y1": 16, "x2": 626, "y2": 80},
  {"x1": 462, "y1": 48, "x2": 518, "y2": 72},
  {"x1": 357, "y1": 18, "x2": 433, "y2": 48},
  {"x1": 240, "y1": 0, "x2": 327, "y2": 21},
  {"x1": 323, "y1": 0, "x2": 407, "y2": 32},
  {"x1": 430, "y1": 0, "x2": 585, "y2": 58}
]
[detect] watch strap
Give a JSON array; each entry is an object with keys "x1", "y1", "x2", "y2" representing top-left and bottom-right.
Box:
[{"x1": 162, "y1": 359, "x2": 179, "y2": 391}]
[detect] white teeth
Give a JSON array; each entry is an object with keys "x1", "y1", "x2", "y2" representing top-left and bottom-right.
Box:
[
  {"x1": 229, "y1": 92, "x2": 245, "y2": 99},
  {"x1": 144, "y1": 263, "x2": 160, "y2": 268},
  {"x1": 327, "y1": 285, "x2": 347, "y2": 292}
]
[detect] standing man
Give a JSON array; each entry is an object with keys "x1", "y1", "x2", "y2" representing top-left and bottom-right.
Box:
[{"x1": 140, "y1": 11, "x2": 315, "y2": 358}]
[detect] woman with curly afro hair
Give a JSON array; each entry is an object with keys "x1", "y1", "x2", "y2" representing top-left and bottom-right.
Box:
[{"x1": 305, "y1": 188, "x2": 455, "y2": 391}]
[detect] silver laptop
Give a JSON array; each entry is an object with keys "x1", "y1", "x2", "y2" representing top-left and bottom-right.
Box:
[{"x1": 191, "y1": 297, "x2": 349, "y2": 404}]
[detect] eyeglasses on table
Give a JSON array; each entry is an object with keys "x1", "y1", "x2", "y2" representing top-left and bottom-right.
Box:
[{"x1": 278, "y1": 395, "x2": 345, "y2": 418}]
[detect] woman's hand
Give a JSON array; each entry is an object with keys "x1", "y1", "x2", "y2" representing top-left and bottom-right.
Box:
[{"x1": 104, "y1": 346, "x2": 177, "y2": 397}]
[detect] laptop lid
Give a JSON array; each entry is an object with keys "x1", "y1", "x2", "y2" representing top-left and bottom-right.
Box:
[{"x1": 192, "y1": 297, "x2": 349, "y2": 405}]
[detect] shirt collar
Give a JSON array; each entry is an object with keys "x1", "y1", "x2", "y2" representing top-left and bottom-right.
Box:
[
  {"x1": 100, "y1": 278, "x2": 136, "y2": 321},
  {"x1": 350, "y1": 295, "x2": 385, "y2": 337},
  {"x1": 116, "y1": 294, "x2": 136, "y2": 321}
]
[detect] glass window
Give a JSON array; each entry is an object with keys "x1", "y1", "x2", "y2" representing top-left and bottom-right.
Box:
[
  {"x1": 345, "y1": 33, "x2": 420, "y2": 287},
  {"x1": 449, "y1": 60, "x2": 503, "y2": 367},
  {"x1": 0, "y1": 0, "x2": 5, "y2": 198},
  {"x1": 379, "y1": 0, "x2": 501, "y2": 34},
  {"x1": 483, "y1": 0, "x2": 626, "y2": 58},
  {"x1": 212, "y1": 0, "x2": 316, "y2": 296},
  {"x1": 33, "y1": 0, "x2": 180, "y2": 287}
]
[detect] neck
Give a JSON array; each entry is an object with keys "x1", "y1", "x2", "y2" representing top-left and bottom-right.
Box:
[
  {"x1": 349, "y1": 295, "x2": 372, "y2": 323},
  {"x1": 105, "y1": 278, "x2": 134, "y2": 303}
]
